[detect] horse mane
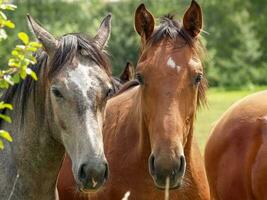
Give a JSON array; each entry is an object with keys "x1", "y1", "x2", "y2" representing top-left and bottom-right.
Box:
[
  {"x1": 115, "y1": 80, "x2": 140, "y2": 96},
  {"x1": 117, "y1": 14, "x2": 207, "y2": 107},
  {"x1": 0, "y1": 33, "x2": 111, "y2": 125}
]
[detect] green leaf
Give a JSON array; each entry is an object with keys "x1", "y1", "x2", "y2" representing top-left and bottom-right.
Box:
[
  {"x1": 3, "y1": 20, "x2": 15, "y2": 28},
  {"x1": 11, "y1": 74, "x2": 20, "y2": 83},
  {"x1": 20, "y1": 69, "x2": 27, "y2": 79},
  {"x1": 0, "y1": 4, "x2": 17, "y2": 11},
  {"x1": 25, "y1": 68, "x2": 38, "y2": 80},
  {"x1": 0, "y1": 114, "x2": 11, "y2": 123},
  {"x1": 0, "y1": 29, "x2": 7, "y2": 40},
  {"x1": 0, "y1": 140, "x2": 3, "y2": 150},
  {"x1": 18, "y1": 32, "x2": 29, "y2": 45},
  {"x1": 8, "y1": 58, "x2": 20, "y2": 67},
  {"x1": 15, "y1": 45, "x2": 26, "y2": 51},
  {"x1": 0, "y1": 80, "x2": 9, "y2": 89},
  {"x1": 11, "y1": 50, "x2": 19, "y2": 56},
  {"x1": 0, "y1": 11, "x2": 7, "y2": 20},
  {"x1": 4, "y1": 75, "x2": 14, "y2": 85},
  {"x1": 30, "y1": 70, "x2": 37, "y2": 80},
  {"x1": 25, "y1": 68, "x2": 32, "y2": 75},
  {"x1": 26, "y1": 46, "x2": 37, "y2": 52},
  {"x1": 29, "y1": 41, "x2": 42, "y2": 48},
  {"x1": 29, "y1": 55, "x2": 37, "y2": 63},
  {"x1": 0, "y1": 130, "x2": 12, "y2": 142},
  {"x1": 24, "y1": 58, "x2": 33, "y2": 65},
  {"x1": 0, "y1": 102, "x2": 13, "y2": 110}
]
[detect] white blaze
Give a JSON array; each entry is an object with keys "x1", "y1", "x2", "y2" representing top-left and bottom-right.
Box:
[
  {"x1": 68, "y1": 63, "x2": 91, "y2": 98},
  {"x1": 167, "y1": 57, "x2": 181, "y2": 72}
]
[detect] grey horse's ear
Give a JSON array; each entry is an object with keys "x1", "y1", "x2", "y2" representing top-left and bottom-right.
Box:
[
  {"x1": 27, "y1": 14, "x2": 58, "y2": 56},
  {"x1": 94, "y1": 14, "x2": 112, "y2": 49}
]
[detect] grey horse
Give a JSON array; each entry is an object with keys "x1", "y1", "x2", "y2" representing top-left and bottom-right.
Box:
[{"x1": 0, "y1": 14, "x2": 114, "y2": 200}]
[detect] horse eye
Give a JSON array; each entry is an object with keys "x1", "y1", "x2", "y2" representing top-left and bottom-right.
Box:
[
  {"x1": 195, "y1": 73, "x2": 203, "y2": 84},
  {"x1": 52, "y1": 87, "x2": 64, "y2": 98},
  {"x1": 105, "y1": 88, "x2": 114, "y2": 99},
  {"x1": 136, "y1": 73, "x2": 144, "y2": 84}
]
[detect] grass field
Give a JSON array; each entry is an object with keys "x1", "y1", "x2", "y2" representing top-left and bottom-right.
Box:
[{"x1": 195, "y1": 86, "x2": 267, "y2": 152}]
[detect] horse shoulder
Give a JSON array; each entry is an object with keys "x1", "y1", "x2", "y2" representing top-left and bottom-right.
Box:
[
  {"x1": 251, "y1": 116, "x2": 267, "y2": 199},
  {"x1": 206, "y1": 90, "x2": 267, "y2": 160},
  {"x1": 205, "y1": 91, "x2": 267, "y2": 200}
]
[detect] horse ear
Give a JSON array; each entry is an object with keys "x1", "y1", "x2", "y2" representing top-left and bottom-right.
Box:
[
  {"x1": 183, "y1": 0, "x2": 203, "y2": 37},
  {"x1": 27, "y1": 14, "x2": 58, "y2": 56},
  {"x1": 134, "y1": 4, "x2": 155, "y2": 41},
  {"x1": 94, "y1": 14, "x2": 112, "y2": 49},
  {"x1": 120, "y1": 61, "x2": 135, "y2": 83}
]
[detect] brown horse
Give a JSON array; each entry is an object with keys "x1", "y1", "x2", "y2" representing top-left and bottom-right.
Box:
[
  {"x1": 57, "y1": 1, "x2": 210, "y2": 199},
  {"x1": 205, "y1": 90, "x2": 267, "y2": 200},
  {"x1": 112, "y1": 61, "x2": 135, "y2": 91}
]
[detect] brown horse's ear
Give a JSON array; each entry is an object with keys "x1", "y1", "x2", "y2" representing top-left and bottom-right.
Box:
[
  {"x1": 94, "y1": 14, "x2": 112, "y2": 49},
  {"x1": 134, "y1": 4, "x2": 155, "y2": 42},
  {"x1": 119, "y1": 61, "x2": 135, "y2": 83},
  {"x1": 27, "y1": 14, "x2": 58, "y2": 56},
  {"x1": 183, "y1": 0, "x2": 203, "y2": 37}
]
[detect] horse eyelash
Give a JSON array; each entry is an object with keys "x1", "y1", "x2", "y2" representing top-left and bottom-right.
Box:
[
  {"x1": 194, "y1": 73, "x2": 203, "y2": 85},
  {"x1": 135, "y1": 73, "x2": 144, "y2": 84}
]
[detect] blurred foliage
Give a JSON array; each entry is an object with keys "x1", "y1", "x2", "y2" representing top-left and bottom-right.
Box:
[
  {"x1": 0, "y1": 0, "x2": 267, "y2": 88},
  {"x1": 0, "y1": 0, "x2": 41, "y2": 150}
]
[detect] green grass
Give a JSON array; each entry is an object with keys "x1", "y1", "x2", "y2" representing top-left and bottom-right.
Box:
[{"x1": 195, "y1": 86, "x2": 267, "y2": 152}]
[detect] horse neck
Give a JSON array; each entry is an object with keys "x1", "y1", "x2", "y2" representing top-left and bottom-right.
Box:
[
  {"x1": 1, "y1": 80, "x2": 64, "y2": 199},
  {"x1": 126, "y1": 88, "x2": 152, "y2": 160},
  {"x1": 181, "y1": 115, "x2": 206, "y2": 191},
  {"x1": 184, "y1": 114, "x2": 197, "y2": 160}
]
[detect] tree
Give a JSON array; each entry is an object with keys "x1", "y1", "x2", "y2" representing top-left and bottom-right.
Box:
[
  {"x1": 0, "y1": 0, "x2": 41, "y2": 150},
  {"x1": 0, "y1": 0, "x2": 266, "y2": 88},
  {"x1": 203, "y1": 0, "x2": 263, "y2": 87}
]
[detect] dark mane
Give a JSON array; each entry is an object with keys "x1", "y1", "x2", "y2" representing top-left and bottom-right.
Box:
[
  {"x1": 115, "y1": 80, "x2": 140, "y2": 96},
  {"x1": 149, "y1": 14, "x2": 194, "y2": 48},
  {"x1": 117, "y1": 15, "x2": 207, "y2": 107},
  {"x1": 0, "y1": 33, "x2": 111, "y2": 125}
]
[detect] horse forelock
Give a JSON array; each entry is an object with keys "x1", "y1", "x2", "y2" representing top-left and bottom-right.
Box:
[{"x1": 49, "y1": 33, "x2": 111, "y2": 79}]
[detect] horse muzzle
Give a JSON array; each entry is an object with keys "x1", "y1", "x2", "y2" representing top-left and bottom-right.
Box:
[
  {"x1": 148, "y1": 153, "x2": 186, "y2": 189},
  {"x1": 76, "y1": 158, "x2": 109, "y2": 193}
]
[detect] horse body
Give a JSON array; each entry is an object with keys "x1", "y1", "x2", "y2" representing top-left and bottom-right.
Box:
[
  {"x1": 0, "y1": 93, "x2": 64, "y2": 200},
  {"x1": 0, "y1": 14, "x2": 113, "y2": 200},
  {"x1": 205, "y1": 90, "x2": 267, "y2": 200}
]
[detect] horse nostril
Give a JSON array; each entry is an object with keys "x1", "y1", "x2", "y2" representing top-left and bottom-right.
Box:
[
  {"x1": 178, "y1": 155, "x2": 186, "y2": 175},
  {"x1": 149, "y1": 154, "x2": 156, "y2": 175},
  {"x1": 78, "y1": 164, "x2": 87, "y2": 182},
  {"x1": 104, "y1": 162, "x2": 109, "y2": 180}
]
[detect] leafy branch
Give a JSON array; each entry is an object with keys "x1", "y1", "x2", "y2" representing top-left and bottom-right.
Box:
[{"x1": 0, "y1": 1, "x2": 41, "y2": 150}]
